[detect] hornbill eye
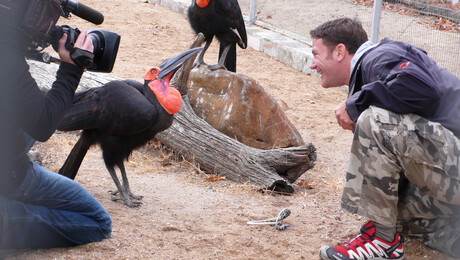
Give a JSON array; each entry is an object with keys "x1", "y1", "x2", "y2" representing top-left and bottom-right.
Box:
[{"x1": 144, "y1": 67, "x2": 161, "y2": 81}]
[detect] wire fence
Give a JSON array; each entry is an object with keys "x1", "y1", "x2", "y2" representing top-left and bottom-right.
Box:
[{"x1": 238, "y1": 0, "x2": 460, "y2": 78}]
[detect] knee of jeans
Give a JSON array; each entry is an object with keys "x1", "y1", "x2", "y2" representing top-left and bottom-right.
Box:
[{"x1": 101, "y1": 213, "x2": 112, "y2": 238}]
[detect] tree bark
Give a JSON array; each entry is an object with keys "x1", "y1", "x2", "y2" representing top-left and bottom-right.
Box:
[
  {"x1": 156, "y1": 96, "x2": 316, "y2": 193},
  {"x1": 28, "y1": 38, "x2": 316, "y2": 193},
  {"x1": 29, "y1": 59, "x2": 114, "y2": 93}
]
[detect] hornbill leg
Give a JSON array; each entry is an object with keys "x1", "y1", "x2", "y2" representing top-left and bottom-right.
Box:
[
  {"x1": 118, "y1": 162, "x2": 143, "y2": 201},
  {"x1": 194, "y1": 39, "x2": 212, "y2": 68},
  {"x1": 208, "y1": 44, "x2": 230, "y2": 71},
  {"x1": 106, "y1": 165, "x2": 141, "y2": 208}
]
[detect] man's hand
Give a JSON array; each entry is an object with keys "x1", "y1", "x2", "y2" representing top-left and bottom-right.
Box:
[
  {"x1": 335, "y1": 100, "x2": 355, "y2": 131},
  {"x1": 57, "y1": 30, "x2": 94, "y2": 66}
]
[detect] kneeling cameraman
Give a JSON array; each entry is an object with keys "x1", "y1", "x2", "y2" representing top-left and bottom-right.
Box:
[{"x1": 0, "y1": 0, "x2": 111, "y2": 249}]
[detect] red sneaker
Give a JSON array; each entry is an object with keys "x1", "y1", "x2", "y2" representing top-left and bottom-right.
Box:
[{"x1": 319, "y1": 221, "x2": 404, "y2": 260}]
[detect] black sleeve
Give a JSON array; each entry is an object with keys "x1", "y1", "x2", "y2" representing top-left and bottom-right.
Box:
[{"x1": 0, "y1": 37, "x2": 83, "y2": 142}]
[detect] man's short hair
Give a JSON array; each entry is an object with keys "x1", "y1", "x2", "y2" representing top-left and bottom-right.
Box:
[{"x1": 310, "y1": 17, "x2": 368, "y2": 54}]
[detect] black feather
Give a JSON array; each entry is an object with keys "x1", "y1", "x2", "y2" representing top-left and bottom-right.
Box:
[
  {"x1": 57, "y1": 79, "x2": 174, "y2": 207},
  {"x1": 187, "y1": 0, "x2": 247, "y2": 72}
]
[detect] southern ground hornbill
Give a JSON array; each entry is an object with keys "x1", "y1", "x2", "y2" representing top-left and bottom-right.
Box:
[
  {"x1": 187, "y1": 0, "x2": 247, "y2": 72},
  {"x1": 57, "y1": 47, "x2": 203, "y2": 207}
]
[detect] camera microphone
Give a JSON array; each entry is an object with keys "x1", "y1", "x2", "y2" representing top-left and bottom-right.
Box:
[{"x1": 60, "y1": 0, "x2": 104, "y2": 25}]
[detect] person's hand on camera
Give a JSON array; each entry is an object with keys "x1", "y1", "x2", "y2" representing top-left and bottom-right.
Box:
[{"x1": 57, "y1": 30, "x2": 94, "y2": 66}]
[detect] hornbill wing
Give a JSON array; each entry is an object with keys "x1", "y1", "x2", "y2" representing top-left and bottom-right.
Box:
[
  {"x1": 123, "y1": 79, "x2": 145, "y2": 95},
  {"x1": 215, "y1": 0, "x2": 247, "y2": 48},
  {"x1": 107, "y1": 80, "x2": 160, "y2": 136},
  {"x1": 57, "y1": 86, "x2": 105, "y2": 131},
  {"x1": 58, "y1": 80, "x2": 158, "y2": 136}
]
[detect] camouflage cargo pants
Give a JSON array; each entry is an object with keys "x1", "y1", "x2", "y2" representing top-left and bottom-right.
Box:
[{"x1": 341, "y1": 106, "x2": 460, "y2": 256}]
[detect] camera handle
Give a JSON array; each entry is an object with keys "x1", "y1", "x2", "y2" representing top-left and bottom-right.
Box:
[
  {"x1": 50, "y1": 26, "x2": 95, "y2": 69},
  {"x1": 69, "y1": 48, "x2": 94, "y2": 68}
]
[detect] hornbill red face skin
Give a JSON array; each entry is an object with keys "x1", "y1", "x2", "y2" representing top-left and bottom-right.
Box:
[
  {"x1": 144, "y1": 47, "x2": 203, "y2": 114},
  {"x1": 195, "y1": 0, "x2": 210, "y2": 8}
]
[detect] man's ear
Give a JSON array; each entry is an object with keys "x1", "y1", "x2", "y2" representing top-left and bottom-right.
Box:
[{"x1": 334, "y1": 43, "x2": 347, "y2": 62}]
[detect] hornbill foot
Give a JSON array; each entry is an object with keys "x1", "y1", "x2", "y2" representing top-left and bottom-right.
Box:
[
  {"x1": 193, "y1": 60, "x2": 207, "y2": 69},
  {"x1": 110, "y1": 193, "x2": 142, "y2": 208},
  {"x1": 109, "y1": 190, "x2": 144, "y2": 201},
  {"x1": 208, "y1": 64, "x2": 227, "y2": 71},
  {"x1": 109, "y1": 190, "x2": 143, "y2": 200},
  {"x1": 130, "y1": 193, "x2": 143, "y2": 200},
  {"x1": 121, "y1": 197, "x2": 142, "y2": 208}
]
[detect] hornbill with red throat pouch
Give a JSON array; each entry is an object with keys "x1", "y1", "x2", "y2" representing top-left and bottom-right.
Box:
[
  {"x1": 57, "y1": 47, "x2": 203, "y2": 207},
  {"x1": 187, "y1": 0, "x2": 247, "y2": 72}
]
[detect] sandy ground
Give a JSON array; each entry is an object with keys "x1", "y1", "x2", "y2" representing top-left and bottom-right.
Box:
[{"x1": 2, "y1": 0, "x2": 459, "y2": 259}]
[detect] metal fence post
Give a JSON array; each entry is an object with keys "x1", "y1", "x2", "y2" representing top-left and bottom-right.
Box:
[
  {"x1": 371, "y1": 0, "x2": 383, "y2": 43},
  {"x1": 249, "y1": 0, "x2": 257, "y2": 24}
]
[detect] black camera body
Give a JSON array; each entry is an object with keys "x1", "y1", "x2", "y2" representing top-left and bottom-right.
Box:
[
  {"x1": 1, "y1": 0, "x2": 120, "y2": 73},
  {"x1": 49, "y1": 25, "x2": 120, "y2": 72}
]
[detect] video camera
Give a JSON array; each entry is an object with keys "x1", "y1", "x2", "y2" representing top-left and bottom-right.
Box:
[{"x1": 1, "y1": 0, "x2": 120, "y2": 72}]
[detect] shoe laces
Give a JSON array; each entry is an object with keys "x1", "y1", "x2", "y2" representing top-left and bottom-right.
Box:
[{"x1": 341, "y1": 230, "x2": 373, "y2": 250}]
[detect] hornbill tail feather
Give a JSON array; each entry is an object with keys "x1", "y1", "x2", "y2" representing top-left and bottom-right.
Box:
[
  {"x1": 220, "y1": 44, "x2": 237, "y2": 72},
  {"x1": 58, "y1": 133, "x2": 93, "y2": 180}
]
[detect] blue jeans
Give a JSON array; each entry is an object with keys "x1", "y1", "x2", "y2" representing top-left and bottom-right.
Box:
[{"x1": 0, "y1": 136, "x2": 111, "y2": 249}]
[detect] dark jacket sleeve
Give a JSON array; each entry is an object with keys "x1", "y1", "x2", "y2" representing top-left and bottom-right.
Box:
[
  {"x1": 22, "y1": 62, "x2": 83, "y2": 141},
  {"x1": 0, "y1": 35, "x2": 83, "y2": 142},
  {"x1": 346, "y1": 42, "x2": 442, "y2": 122}
]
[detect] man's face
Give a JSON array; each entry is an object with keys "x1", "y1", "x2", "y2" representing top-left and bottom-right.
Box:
[{"x1": 310, "y1": 38, "x2": 349, "y2": 88}]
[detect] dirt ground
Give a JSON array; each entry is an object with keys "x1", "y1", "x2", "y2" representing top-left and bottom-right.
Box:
[{"x1": 2, "y1": 0, "x2": 459, "y2": 259}]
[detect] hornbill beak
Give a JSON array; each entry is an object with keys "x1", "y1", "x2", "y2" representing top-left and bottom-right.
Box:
[
  {"x1": 144, "y1": 47, "x2": 203, "y2": 115},
  {"x1": 157, "y1": 47, "x2": 203, "y2": 79}
]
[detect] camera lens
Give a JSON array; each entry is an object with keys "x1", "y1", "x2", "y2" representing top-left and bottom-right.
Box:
[
  {"x1": 89, "y1": 32, "x2": 104, "y2": 58},
  {"x1": 86, "y1": 29, "x2": 121, "y2": 73}
]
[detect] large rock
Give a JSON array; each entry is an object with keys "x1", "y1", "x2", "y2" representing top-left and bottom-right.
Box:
[{"x1": 187, "y1": 67, "x2": 304, "y2": 150}]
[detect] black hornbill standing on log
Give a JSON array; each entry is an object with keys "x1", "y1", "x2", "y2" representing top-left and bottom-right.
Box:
[
  {"x1": 57, "y1": 47, "x2": 203, "y2": 207},
  {"x1": 187, "y1": 0, "x2": 247, "y2": 72}
]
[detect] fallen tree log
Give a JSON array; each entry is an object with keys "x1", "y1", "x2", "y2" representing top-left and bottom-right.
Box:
[
  {"x1": 156, "y1": 96, "x2": 316, "y2": 192},
  {"x1": 29, "y1": 35, "x2": 316, "y2": 193},
  {"x1": 30, "y1": 59, "x2": 114, "y2": 93}
]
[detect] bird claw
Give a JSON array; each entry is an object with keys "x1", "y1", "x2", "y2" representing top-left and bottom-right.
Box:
[
  {"x1": 207, "y1": 64, "x2": 227, "y2": 71},
  {"x1": 124, "y1": 200, "x2": 142, "y2": 208},
  {"x1": 108, "y1": 190, "x2": 142, "y2": 199},
  {"x1": 193, "y1": 60, "x2": 207, "y2": 69},
  {"x1": 110, "y1": 194, "x2": 142, "y2": 207},
  {"x1": 110, "y1": 194, "x2": 122, "y2": 201},
  {"x1": 131, "y1": 194, "x2": 143, "y2": 200},
  {"x1": 109, "y1": 189, "x2": 143, "y2": 208}
]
